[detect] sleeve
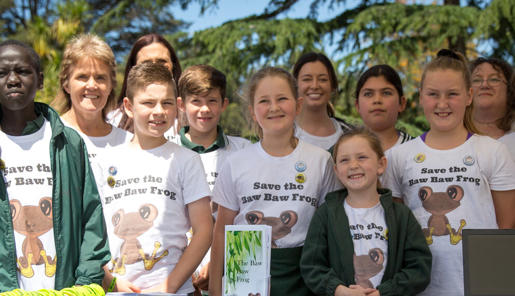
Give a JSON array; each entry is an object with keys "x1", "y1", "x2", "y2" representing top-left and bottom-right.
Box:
[
  {"x1": 382, "y1": 148, "x2": 404, "y2": 199},
  {"x1": 181, "y1": 153, "x2": 211, "y2": 204},
  {"x1": 376, "y1": 209, "x2": 432, "y2": 295},
  {"x1": 318, "y1": 156, "x2": 341, "y2": 205},
  {"x1": 75, "y1": 140, "x2": 111, "y2": 285},
  {"x1": 480, "y1": 141, "x2": 515, "y2": 191},
  {"x1": 212, "y1": 160, "x2": 240, "y2": 211},
  {"x1": 300, "y1": 206, "x2": 345, "y2": 296}
]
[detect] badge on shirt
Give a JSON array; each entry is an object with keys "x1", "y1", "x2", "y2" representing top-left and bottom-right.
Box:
[
  {"x1": 463, "y1": 155, "x2": 475, "y2": 166},
  {"x1": 295, "y1": 161, "x2": 306, "y2": 172},
  {"x1": 109, "y1": 166, "x2": 117, "y2": 176},
  {"x1": 0, "y1": 159, "x2": 5, "y2": 171},
  {"x1": 295, "y1": 173, "x2": 306, "y2": 184},
  {"x1": 107, "y1": 176, "x2": 116, "y2": 188},
  {"x1": 414, "y1": 153, "x2": 425, "y2": 163}
]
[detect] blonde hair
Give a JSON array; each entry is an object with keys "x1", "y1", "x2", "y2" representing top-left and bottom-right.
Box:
[
  {"x1": 420, "y1": 49, "x2": 479, "y2": 134},
  {"x1": 244, "y1": 67, "x2": 298, "y2": 139},
  {"x1": 52, "y1": 34, "x2": 116, "y2": 120}
]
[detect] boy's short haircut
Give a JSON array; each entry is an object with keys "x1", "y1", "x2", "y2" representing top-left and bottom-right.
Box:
[
  {"x1": 126, "y1": 61, "x2": 177, "y2": 101},
  {"x1": 178, "y1": 64, "x2": 226, "y2": 100},
  {"x1": 0, "y1": 40, "x2": 41, "y2": 73}
]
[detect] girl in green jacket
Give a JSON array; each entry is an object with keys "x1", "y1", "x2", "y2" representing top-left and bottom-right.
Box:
[{"x1": 301, "y1": 128, "x2": 431, "y2": 296}]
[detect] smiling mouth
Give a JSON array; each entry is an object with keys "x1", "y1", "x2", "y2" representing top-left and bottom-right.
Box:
[
  {"x1": 307, "y1": 93, "x2": 322, "y2": 99},
  {"x1": 348, "y1": 173, "x2": 364, "y2": 180},
  {"x1": 83, "y1": 94, "x2": 100, "y2": 99},
  {"x1": 149, "y1": 120, "x2": 166, "y2": 126},
  {"x1": 435, "y1": 112, "x2": 451, "y2": 117}
]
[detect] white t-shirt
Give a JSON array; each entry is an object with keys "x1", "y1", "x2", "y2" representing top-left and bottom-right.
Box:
[
  {"x1": 344, "y1": 201, "x2": 388, "y2": 289},
  {"x1": 383, "y1": 135, "x2": 515, "y2": 296},
  {"x1": 498, "y1": 131, "x2": 515, "y2": 162},
  {"x1": 93, "y1": 142, "x2": 211, "y2": 293},
  {"x1": 295, "y1": 118, "x2": 344, "y2": 150},
  {"x1": 213, "y1": 140, "x2": 340, "y2": 248},
  {"x1": 63, "y1": 122, "x2": 131, "y2": 160},
  {"x1": 196, "y1": 136, "x2": 250, "y2": 190},
  {"x1": 0, "y1": 120, "x2": 56, "y2": 290}
]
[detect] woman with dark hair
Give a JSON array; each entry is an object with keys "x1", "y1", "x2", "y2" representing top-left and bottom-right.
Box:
[
  {"x1": 470, "y1": 57, "x2": 515, "y2": 160},
  {"x1": 109, "y1": 33, "x2": 182, "y2": 137},
  {"x1": 292, "y1": 52, "x2": 353, "y2": 151}
]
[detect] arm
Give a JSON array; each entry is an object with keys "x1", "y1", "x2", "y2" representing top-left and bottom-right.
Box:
[
  {"x1": 102, "y1": 266, "x2": 141, "y2": 292},
  {"x1": 209, "y1": 205, "x2": 237, "y2": 296},
  {"x1": 376, "y1": 210, "x2": 432, "y2": 296},
  {"x1": 300, "y1": 206, "x2": 347, "y2": 296},
  {"x1": 144, "y1": 196, "x2": 213, "y2": 292},
  {"x1": 492, "y1": 190, "x2": 515, "y2": 229}
]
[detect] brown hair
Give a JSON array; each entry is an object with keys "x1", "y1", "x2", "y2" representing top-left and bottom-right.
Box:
[
  {"x1": 292, "y1": 52, "x2": 338, "y2": 117},
  {"x1": 178, "y1": 64, "x2": 226, "y2": 100},
  {"x1": 332, "y1": 127, "x2": 385, "y2": 188},
  {"x1": 126, "y1": 61, "x2": 177, "y2": 102},
  {"x1": 245, "y1": 67, "x2": 298, "y2": 139},
  {"x1": 53, "y1": 34, "x2": 116, "y2": 119},
  {"x1": 420, "y1": 49, "x2": 479, "y2": 134},
  {"x1": 470, "y1": 57, "x2": 514, "y2": 132}
]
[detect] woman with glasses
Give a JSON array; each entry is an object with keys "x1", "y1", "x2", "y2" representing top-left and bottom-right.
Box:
[{"x1": 470, "y1": 57, "x2": 515, "y2": 160}]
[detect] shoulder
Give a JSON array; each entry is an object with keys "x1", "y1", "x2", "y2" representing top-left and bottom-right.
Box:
[
  {"x1": 226, "y1": 135, "x2": 251, "y2": 150},
  {"x1": 331, "y1": 117, "x2": 354, "y2": 132},
  {"x1": 468, "y1": 134, "x2": 507, "y2": 155},
  {"x1": 298, "y1": 140, "x2": 332, "y2": 159},
  {"x1": 111, "y1": 125, "x2": 132, "y2": 141}
]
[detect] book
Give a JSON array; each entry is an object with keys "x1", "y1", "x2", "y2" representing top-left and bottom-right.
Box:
[{"x1": 223, "y1": 225, "x2": 272, "y2": 296}]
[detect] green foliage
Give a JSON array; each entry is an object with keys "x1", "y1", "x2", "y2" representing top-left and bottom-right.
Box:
[{"x1": 225, "y1": 230, "x2": 262, "y2": 293}]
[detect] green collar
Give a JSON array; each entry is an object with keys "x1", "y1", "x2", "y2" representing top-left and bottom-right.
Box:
[{"x1": 180, "y1": 125, "x2": 226, "y2": 153}]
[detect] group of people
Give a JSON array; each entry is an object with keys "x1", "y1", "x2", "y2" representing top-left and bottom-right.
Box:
[{"x1": 0, "y1": 31, "x2": 513, "y2": 296}]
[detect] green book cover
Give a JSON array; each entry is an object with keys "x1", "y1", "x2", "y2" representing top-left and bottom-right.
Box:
[{"x1": 224, "y1": 225, "x2": 272, "y2": 296}]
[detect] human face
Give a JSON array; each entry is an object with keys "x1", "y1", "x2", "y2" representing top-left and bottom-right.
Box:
[
  {"x1": 64, "y1": 57, "x2": 112, "y2": 117},
  {"x1": 136, "y1": 42, "x2": 173, "y2": 72},
  {"x1": 334, "y1": 136, "x2": 386, "y2": 193},
  {"x1": 0, "y1": 45, "x2": 42, "y2": 113},
  {"x1": 356, "y1": 76, "x2": 406, "y2": 132},
  {"x1": 420, "y1": 69, "x2": 472, "y2": 134},
  {"x1": 124, "y1": 83, "x2": 176, "y2": 143},
  {"x1": 471, "y1": 62, "x2": 508, "y2": 111},
  {"x1": 252, "y1": 76, "x2": 301, "y2": 137},
  {"x1": 297, "y1": 61, "x2": 332, "y2": 110},
  {"x1": 179, "y1": 89, "x2": 227, "y2": 135}
]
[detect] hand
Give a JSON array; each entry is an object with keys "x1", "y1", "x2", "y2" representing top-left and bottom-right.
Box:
[
  {"x1": 193, "y1": 263, "x2": 209, "y2": 291},
  {"x1": 115, "y1": 278, "x2": 141, "y2": 293},
  {"x1": 366, "y1": 290, "x2": 380, "y2": 296},
  {"x1": 349, "y1": 285, "x2": 377, "y2": 295}
]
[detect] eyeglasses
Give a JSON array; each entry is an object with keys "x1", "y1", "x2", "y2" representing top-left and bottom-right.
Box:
[{"x1": 471, "y1": 77, "x2": 506, "y2": 87}]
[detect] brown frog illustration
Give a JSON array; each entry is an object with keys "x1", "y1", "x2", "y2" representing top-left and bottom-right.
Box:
[
  {"x1": 110, "y1": 204, "x2": 168, "y2": 275},
  {"x1": 419, "y1": 185, "x2": 466, "y2": 245},
  {"x1": 245, "y1": 210, "x2": 297, "y2": 248},
  {"x1": 10, "y1": 197, "x2": 57, "y2": 278},
  {"x1": 353, "y1": 248, "x2": 384, "y2": 289}
]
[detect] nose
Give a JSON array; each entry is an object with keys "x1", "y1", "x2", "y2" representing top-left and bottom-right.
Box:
[
  {"x1": 270, "y1": 99, "x2": 280, "y2": 112},
  {"x1": 199, "y1": 103, "x2": 210, "y2": 113},
  {"x1": 372, "y1": 93, "x2": 382, "y2": 104},
  {"x1": 85, "y1": 76, "x2": 98, "y2": 89},
  {"x1": 349, "y1": 158, "x2": 359, "y2": 169},
  {"x1": 7, "y1": 71, "x2": 21, "y2": 87}
]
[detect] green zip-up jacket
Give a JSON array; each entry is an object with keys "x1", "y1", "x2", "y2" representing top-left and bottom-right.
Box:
[
  {"x1": 300, "y1": 188, "x2": 431, "y2": 296},
  {"x1": 0, "y1": 103, "x2": 110, "y2": 291}
]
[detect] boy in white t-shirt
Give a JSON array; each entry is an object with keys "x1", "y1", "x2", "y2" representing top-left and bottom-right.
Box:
[{"x1": 93, "y1": 62, "x2": 212, "y2": 295}]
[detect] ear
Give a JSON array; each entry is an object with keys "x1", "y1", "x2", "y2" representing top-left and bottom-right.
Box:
[
  {"x1": 398, "y1": 96, "x2": 407, "y2": 113},
  {"x1": 355, "y1": 98, "x2": 360, "y2": 111},
  {"x1": 177, "y1": 96, "x2": 185, "y2": 112},
  {"x1": 221, "y1": 97, "x2": 229, "y2": 111},
  {"x1": 249, "y1": 105, "x2": 257, "y2": 123},
  {"x1": 377, "y1": 155, "x2": 387, "y2": 176},
  {"x1": 295, "y1": 96, "x2": 303, "y2": 116},
  {"x1": 466, "y1": 87, "x2": 473, "y2": 106},
  {"x1": 37, "y1": 72, "x2": 44, "y2": 90},
  {"x1": 123, "y1": 97, "x2": 134, "y2": 119}
]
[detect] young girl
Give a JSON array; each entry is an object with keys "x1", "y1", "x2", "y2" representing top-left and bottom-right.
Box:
[
  {"x1": 209, "y1": 67, "x2": 340, "y2": 296},
  {"x1": 293, "y1": 52, "x2": 353, "y2": 150},
  {"x1": 355, "y1": 65, "x2": 413, "y2": 152},
  {"x1": 301, "y1": 128, "x2": 431, "y2": 296},
  {"x1": 383, "y1": 49, "x2": 515, "y2": 296}
]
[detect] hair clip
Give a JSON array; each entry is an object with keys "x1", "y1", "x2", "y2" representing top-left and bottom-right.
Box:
[{"x1": 437, "y1": 49, "x2": 461, "y2": 60}]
